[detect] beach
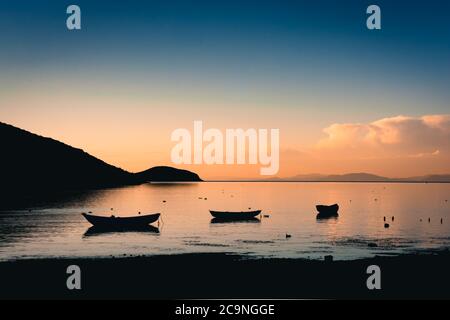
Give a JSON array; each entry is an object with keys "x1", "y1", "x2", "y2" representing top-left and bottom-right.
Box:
[{"x1": 1, "y1": 250, "x2": 450, "y2": 300}]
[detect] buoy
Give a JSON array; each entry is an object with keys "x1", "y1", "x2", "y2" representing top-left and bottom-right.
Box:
[
  {"x1": 392, "y1": 216, "x2": 395, "y2": 222},
  {"x1": 286, "y1": 234, "x2": 292, "y2": 239},
  {"x1": 163, "y1": 200, "x2": 166, "y2": 203},
  {"x1": 384, "y1": 223, "x2": 390, "y2": 228}
]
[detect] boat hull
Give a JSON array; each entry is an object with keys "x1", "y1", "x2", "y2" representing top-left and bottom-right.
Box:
[
  {"x1": 209, "y1": 210, "x2": 261, "y2": 220},
  {"x1": 82, "y1": 213, "x2": 160, "y2": 228},
  {"x1": 316, "y1": 204, "x2": 339, "y2": 218}
]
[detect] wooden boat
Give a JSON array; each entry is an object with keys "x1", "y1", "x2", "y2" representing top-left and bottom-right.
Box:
[
  {"x1": 209, "y1": 210, "x2": 261, "y2": 220},
  {"x1": 82, "y1": 212, "x2": 160, "y2": 228},
  {"x1": 316, "y1": 204, "x2": 339, "y2": 218}
]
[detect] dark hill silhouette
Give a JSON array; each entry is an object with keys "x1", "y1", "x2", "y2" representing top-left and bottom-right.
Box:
[
  {"x1": 0, "y1": 122, "x2": 134, "y2": 192},
  {"x1": 135, "y1": 166, "x2": 201, "y2": 182},
  {"x1": 0, "y1": 122, "x2": 201, "y2": 198}
]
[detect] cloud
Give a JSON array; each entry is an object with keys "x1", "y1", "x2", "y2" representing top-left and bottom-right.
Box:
[{"x1": 317, "y1": 114, "x2": 450, "y2": 158}]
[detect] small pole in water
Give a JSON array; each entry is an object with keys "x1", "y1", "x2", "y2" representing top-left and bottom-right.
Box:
[
  {"x1": 428, "y1": 218, "x2": 431, "y2": 223},
  {"x1": 392, "y1": 216, "x2": 395, "y2": 222},
  {"x1": 383, "y1": 216, "x2": 386, "y2": 222},
  {"x1": 441, "y1": 218, "x2": 443, "y2": 224}
]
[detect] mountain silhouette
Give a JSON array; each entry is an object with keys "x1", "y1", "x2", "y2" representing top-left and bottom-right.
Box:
[
  {"x1": 270, "y1": 172, "x2": 450, "y2": 182},
  {"x1": 290, "y1": 173, "x2": 388, "y2": 182},
  {"x1": 136, "y1": 166, "x2": 201, "y2": 182},
  {"x1": 0, "y1": 122, "x2": 201, "y2": 197}
]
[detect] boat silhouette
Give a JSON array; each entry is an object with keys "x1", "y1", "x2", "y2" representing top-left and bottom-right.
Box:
[
  {"x1": 82, "y1": 212, "x2": 160, "y2": 228},
  {"x1": 316, "y1": 204, "x2": 339, "y2": 219},
  {"x1": 209, "y1": 210, "x2": 262, "y2": 221}
]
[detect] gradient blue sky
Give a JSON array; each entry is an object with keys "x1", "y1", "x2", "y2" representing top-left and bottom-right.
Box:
[{"x1": 0, "y1": 0, "x2": 449, "y2": 177}]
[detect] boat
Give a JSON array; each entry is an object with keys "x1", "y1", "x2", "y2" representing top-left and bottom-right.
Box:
[
  {"x1": 209, "y1": 210, "x2": 261, "y2": 220},
  {"x1": 82, "y1": 212, "x2": 160, "y2": 229},
  {"x1": 316, "y1": 204, "x2": 339, "y2": 219}
]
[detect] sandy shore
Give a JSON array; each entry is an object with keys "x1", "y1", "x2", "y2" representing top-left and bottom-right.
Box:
[{"x1": 1, "y1": 251, "x2": 449, "y2": 299}]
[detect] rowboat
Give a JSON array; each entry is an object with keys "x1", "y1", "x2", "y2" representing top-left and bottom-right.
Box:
[
  {"x1": 82, "y1": 212, "x2": 160, "y2": 228},
  {"x1": 316, "y1": 204, "x2": 339, "y2": 219},
  {"x1": 209, "y1": 210, "x2": 261, "y2": 220}
]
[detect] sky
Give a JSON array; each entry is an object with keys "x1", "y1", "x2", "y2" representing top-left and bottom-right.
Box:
[{"x1": 0, "y1": 0, "x2": 449, "y2": 179}]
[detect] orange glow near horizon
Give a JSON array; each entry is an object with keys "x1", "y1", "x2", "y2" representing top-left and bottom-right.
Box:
[
  {"x1": 1, "y1": 76, "x2": 449, "y2": 179},
  {"x1": 1, "y1": 107, "x2": 449, "y2": 179}
]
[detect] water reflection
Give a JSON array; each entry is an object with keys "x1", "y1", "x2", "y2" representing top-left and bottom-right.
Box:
[
  {"x1": 83, "y1": 225, "x2": 160, "y2": 237},
  {"x1": 1, "y1": 182, "x2": 450, "y2": 261},
  {"x1": 210, "y1": 217, "x2": 261, "y2": 224},
  {"x1": 316, "y1": 215, "x2": 339, "y2": 221}
]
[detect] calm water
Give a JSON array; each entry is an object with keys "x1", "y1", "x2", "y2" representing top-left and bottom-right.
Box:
[{"x1": 0, "y1": 182, "x2": 449, "y2": 261}]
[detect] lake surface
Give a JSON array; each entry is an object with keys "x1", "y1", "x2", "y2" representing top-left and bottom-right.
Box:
[{"x1": 0, "y1": 182, "x2": 449, "y2": 261}]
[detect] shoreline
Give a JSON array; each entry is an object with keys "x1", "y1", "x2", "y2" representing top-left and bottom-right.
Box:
[{"x1": 1, "y1": 250, "x2": 450, "y2": 299}]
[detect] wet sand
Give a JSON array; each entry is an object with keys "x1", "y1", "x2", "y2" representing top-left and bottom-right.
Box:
[{"x1": 1, "y1": 250, "x2": 450, "y2": 299}]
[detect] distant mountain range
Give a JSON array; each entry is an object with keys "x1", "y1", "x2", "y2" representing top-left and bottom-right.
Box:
[
  {"x1": 0, "y1": 122, "x2": 202, "y2": 196},
  {"x1": 268, "y1": 172, "x2": 450, "y2": 182}
]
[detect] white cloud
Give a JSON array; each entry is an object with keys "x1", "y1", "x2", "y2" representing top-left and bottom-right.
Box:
[{"x1": 317, "y1": 114, "x2": 450, "y2": 158}]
